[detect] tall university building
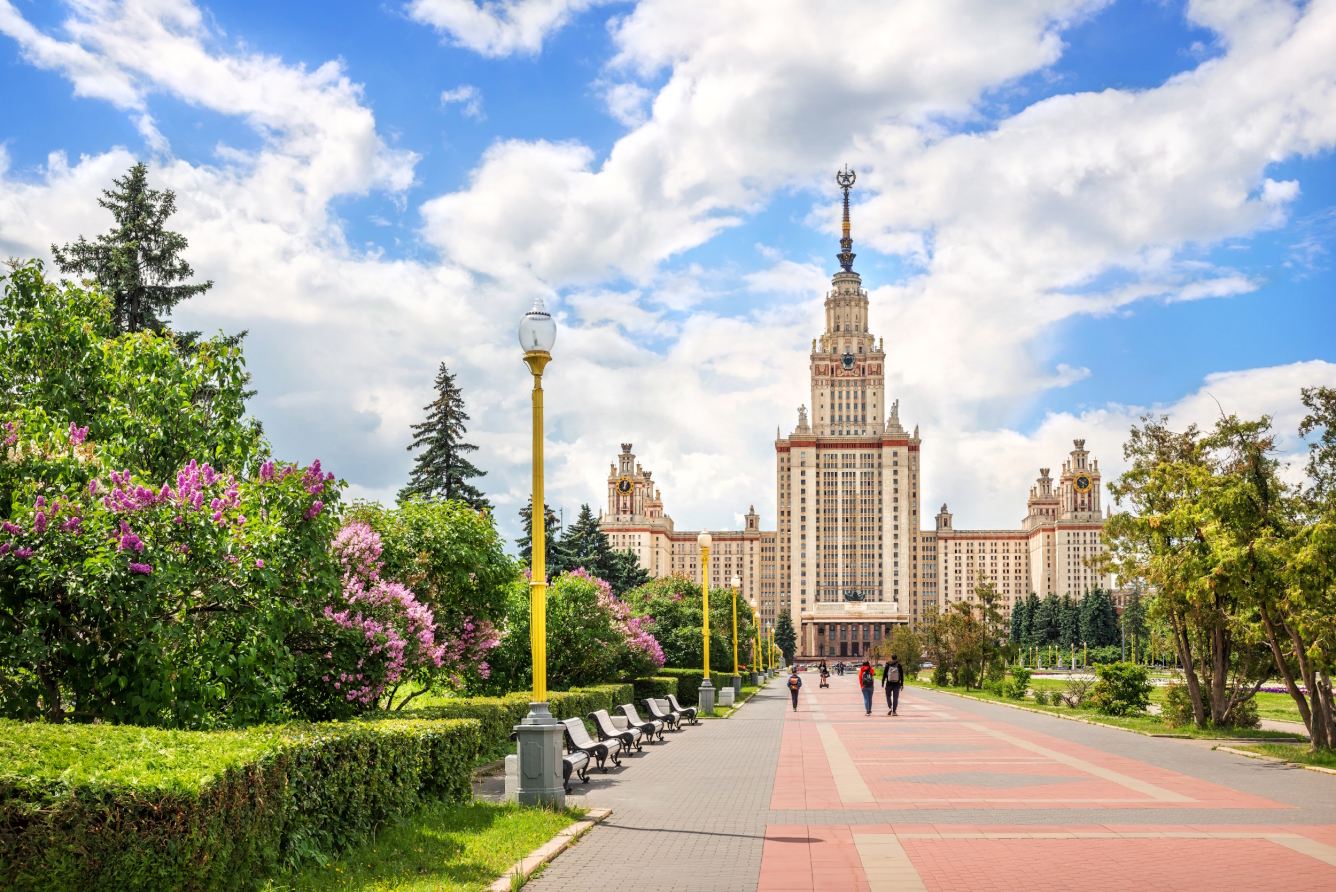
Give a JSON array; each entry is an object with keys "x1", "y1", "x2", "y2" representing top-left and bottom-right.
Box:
[{"x1": 601, "y1": 170, "x2": 1111, "y2": 661}]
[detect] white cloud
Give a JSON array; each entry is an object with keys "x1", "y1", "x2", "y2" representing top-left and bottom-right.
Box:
[
  {"x1": 4, "y1": 0, "x2": 1336, "y2": 549},
  {"x1": 440, "y1": 84, "x2": 484, "y2": 119},
  {"x1": 406, "y1": 0, "x2": 613, "y2": 57}
]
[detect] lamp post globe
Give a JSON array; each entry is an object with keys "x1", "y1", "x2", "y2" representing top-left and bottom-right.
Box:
[
  {"x1": 729, "y1": 574, "x2": 742, "y2": 696},
  {"x1": 513, "y1": 296, "x2": 562, "y2": 808},
  {"x1": 697, "y1": 528, "x2": 714, "y2": 715}
]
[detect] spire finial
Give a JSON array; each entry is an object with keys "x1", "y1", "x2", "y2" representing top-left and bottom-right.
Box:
[{"x1": 836, "y1": 166, "x2": 856, "y2": 272}]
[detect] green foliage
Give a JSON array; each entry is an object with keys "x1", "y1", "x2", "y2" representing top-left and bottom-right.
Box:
[
  {"x1": 655, "y1": 669, "x2": 731, "y2": 706},
  {"x1": 556, "y1": 504, "x2": 652, "y2": 596},
  {"x1": 348, "y1": 497, "x2": 514, "y2": 626},
  {"x1": 1058, "y1": 594, "x2": 1080, "y2": 648},
  {"x1": 888, "y1": 626, "x2": 923, "y2": 668},
  {"x1": 1032, "y1": 688, "x2": 1050, "y2": 706},
  {"x1": 632, "y1": 676, "x2": 678, "y2": 702},
  {"x1": 775, "y1": 610, "x2": 796, "y2": 662},
  {"x1": 1009, "y1": 596, "x2": 1027, "y2": 644},
  {"x1": 1030, "y1": 594, "x2": 1059, "y2": 646},
  {"x1": 399, "y1": 363, "x2": 489, "y2": 510},
  {"x1": 1078, "y1": 588, "x2": 1119, "y2": 647},
  {"x1": 485, "y1": 571, "x2": 660, "y2": 695},
  {"x1": 0, "y1": 717, "x2": 482, "y2": 891},
  {"x1": 515, "y1": 497, "x2": 569, "y2": 572},
  {"x1": 1089, "y1": 662, "x2": 1152, "y2": 716},
  {"x1": 624, "y1": 574, "x2": 751, "y2": 673},
  {"x1": 0, "y1": 261, "x2": 266, "y2": 486},
  {"x1": 1161, "y1": 680, "x2": 1260, "y2": 729},
  {"x1": 51, "y1": 162, "x2": 213, "y2": 334},
  {"x1": 1005, "y1": 668, "x2": 1031, "y2": 700}
]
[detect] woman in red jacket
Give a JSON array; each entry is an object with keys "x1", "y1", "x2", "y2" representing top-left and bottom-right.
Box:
[{"x1": 858, "y1": 660, "x2": 875, "y2": 715}]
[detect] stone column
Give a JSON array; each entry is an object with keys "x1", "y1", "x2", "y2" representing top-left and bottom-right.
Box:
[{"x1": 513, "y1": 702, "x2": 564, "y2": 807}]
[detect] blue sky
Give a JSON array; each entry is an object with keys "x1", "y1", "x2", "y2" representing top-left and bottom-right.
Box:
[{"x1": 1, "y1": 0, "x2": 1334, "y2": 546}]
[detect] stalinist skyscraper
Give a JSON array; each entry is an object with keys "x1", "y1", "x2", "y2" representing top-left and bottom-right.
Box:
[{"x1": 775, "y1": 169, "x2": 919, "y2": 660}]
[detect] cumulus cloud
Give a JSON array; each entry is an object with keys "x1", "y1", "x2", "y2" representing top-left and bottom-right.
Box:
[
  {"x1": 440, "y1": 84, "x2": 484, "y2": 119},
  {"x1": 406, "y1": 0, "x2": 613, "y2": 57},
  {"x1": 3, "y1": 0, "x2": 1336, "y2": 548}
]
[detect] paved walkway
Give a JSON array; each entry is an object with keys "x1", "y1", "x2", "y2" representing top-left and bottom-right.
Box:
[{"x1": 527, "y1": 676, "x2": 1336, "y2": 892}]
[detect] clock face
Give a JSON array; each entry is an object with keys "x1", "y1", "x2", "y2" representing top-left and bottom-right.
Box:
[
  {"x1": 841, "y1": 353, "x2": 855, "y2": 370},
  {"x1": 1074, "y1": 474, "x2": 1092, "y2": 493},
  {"x1": 616, "y1": 476, "x2": 633, "y2": 495}
]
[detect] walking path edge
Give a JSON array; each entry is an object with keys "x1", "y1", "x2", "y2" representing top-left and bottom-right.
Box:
[{"x1": 486, "y1": 807, "x2": 613, "y2": 892}]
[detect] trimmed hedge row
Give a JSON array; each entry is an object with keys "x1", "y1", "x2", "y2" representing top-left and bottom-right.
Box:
[
  {"x1": 657, "y1": 669, "x2": 732, "y2": 706},
  {"x1": 394, "y1": 683, "x2": 635, "y2": 760},
  {"x1": 632, "y1": 676, "x2": 679, "y2": 702},
  {"x1": 0, "y1": 717, "x2": 481, "y2": 892}
]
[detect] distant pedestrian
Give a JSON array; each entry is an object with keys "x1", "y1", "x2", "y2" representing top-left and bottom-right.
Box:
[
  {"x1": 787, "y1": 667, "x2": 803, "y2": 711},
  {"x1": 858, "y1": 659, "x2": 874, "y2": 715},
  {"x1": 819, "y1": 660, "x2": 830, "y2": 688},
  {"x1": 882, "y1": 654, "x2": 903, "y2": 716}
]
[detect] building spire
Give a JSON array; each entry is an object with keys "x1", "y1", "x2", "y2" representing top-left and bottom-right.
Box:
[{"x1": 836, "y1": 166, "x2": 856, "y2": 272}]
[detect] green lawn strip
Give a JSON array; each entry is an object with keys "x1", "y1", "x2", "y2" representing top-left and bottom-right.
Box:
[
  {"x1": 700, "y1": 684, "x2": 762, "y2": 718},
  {"x1": 269, "y1": 801, "x2": 578, "y2": 892},
  {"x1": 1227, "y1": 743, "x2": 1336, "y2": 771},
  {"x1": 904, "y1": 679, "x2": 1298, "y2": 740}
]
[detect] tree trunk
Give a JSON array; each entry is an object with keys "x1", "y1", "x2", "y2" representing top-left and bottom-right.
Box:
[
  {"x1": 1258, "y1": 605, "x2": 1313, "y2": 732},
  {"x1": 1210, "y1": 619, "x2": 1230, "y2": 725},
  {"x1": 1171, "y1": 610, "x2": 1207, "y2": 727},
  {"x1": 1285, "y1": 622, "x2": 1331, "y2": 751}
]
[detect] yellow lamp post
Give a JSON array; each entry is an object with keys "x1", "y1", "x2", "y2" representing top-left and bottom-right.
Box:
[
  {"x1": 514, "y1": 297, "x2": 562, "y2": 807},
  {"x1": 729, "y1": 574, "x2": 741, "y2": 696},
  {"x1": 749, "y1": 597, "x2": 762, "y2": 684},
  {"x1": 697, "y1": 529, "x2": 714, "y2": 714}
]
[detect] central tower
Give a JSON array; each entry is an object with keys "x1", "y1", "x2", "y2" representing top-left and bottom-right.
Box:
[{"x1": 773, "y1": 169, "x2": 921, "y2": 662}]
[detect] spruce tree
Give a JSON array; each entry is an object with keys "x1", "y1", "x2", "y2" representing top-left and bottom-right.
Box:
[
  {"x1": 1021, "y1": 592, "x2": 1040, "y2": 645},
  {"x1": 517, "y1": 497, "x2": 571, "y2": 576},
  {"x1": 775, "y1": 611, "x2": 797, "y2": 664},
  {"x1": 52, "y1": 162, "x2": 212, "y2": 333},
  {"x1": 1031, "y1": 594, "x2": 1059, "y2": 647},
  {"x1": 1082, "y1": 588, "x2": 1119, "y2": 646},
  {"x1": 400, "y1": 363, "x2": 489, "y2": 509},
  {"x1": 1010, "y1": 596, "x2": 1028, "y2": 644},
  {"x1": 556, "y1": 503, "x2": 650, "y2": 595},
  {"x1": 1059, "y1": 594, "x2": 1080, "y2": 649}
]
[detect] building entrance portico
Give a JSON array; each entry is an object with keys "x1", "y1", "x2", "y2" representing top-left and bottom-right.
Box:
[{"x1": 801, "y1": 600, "x2": 908, "y2": 659}]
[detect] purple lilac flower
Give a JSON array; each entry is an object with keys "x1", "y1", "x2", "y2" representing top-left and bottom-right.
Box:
[
  {"x1": 61, "y1": 517, "x2": 82, "y2": 532},
  {"x1": 33, "y1": 512, "x2": 47, "y2": 535},
  {"x1": 117, "y1": 521, "x2": 144, "y2": 553},
  {"x1": 255, "y1": 558, "x2": 265, "y2": 568},
  {"x1": 128, "y1": 562, "x2": 152, "y2": 575},
  {"x1": 13, "y1": 547, "x2": 33, "y2": 559},
  {"x1": 68, "y1": 422, "x2": 89, "y2": 445},
  {"x1": 1, "y1": 521, "x2": 22, "y2": 536}
]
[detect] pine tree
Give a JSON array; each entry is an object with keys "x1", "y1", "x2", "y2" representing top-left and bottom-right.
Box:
[
  {"x1": 400, "y1": 363, "x2": 489, "y2": 509},
  {"x1": 517, "y1": 497, "x2": 569, "y2": 574},
  {"x1": 52, "y1": 162, "x2": 212, "y2": 333},
  {"x1": 555, "y1": 503, "x2": 650, "y2": 595},
  {"x1": 775, "y1": 611, "x2": 797, "y2": 664}
]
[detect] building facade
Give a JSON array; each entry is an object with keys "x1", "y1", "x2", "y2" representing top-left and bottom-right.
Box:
[
  {"x1": 933, "y1": 440, "x2": 1112, "y2": 618},
  {"x1": 599, "y1": 444, "x2": 776, "y2": 620}
]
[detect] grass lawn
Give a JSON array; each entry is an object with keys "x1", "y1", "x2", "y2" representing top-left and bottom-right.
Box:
[
  {"x1": 905, "y1": 677, "x2": 1299, "y2": 740},
  {"x1": 1231, "y1": 743, "x2": 1336, "y2": 770},
  {"x1": 267, "y1": 801, "x2": 577, "y2": 892}
]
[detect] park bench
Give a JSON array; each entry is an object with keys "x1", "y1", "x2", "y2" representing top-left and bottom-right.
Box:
[
  {"x1": 590, "y1": 708, "x2": 642, "y2": 753},
  {"x1": 563, "y1": 750, "x2": 591, "y2": 793},
  {"x1": 667, "y1": 693, "x2": 700, "y2": 725},
  {"x1": 643, "y1": 697, "x2": 681, "y2": 730},
  {"x1": 617, "y1": 703, "x2": 665, "y2": 741},
  {"x1": 561, "y1": 716, "x2": 622, "y2": 770}
]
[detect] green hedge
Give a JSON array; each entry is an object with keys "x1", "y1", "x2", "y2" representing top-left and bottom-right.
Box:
[
  {"x1": 395, "y1": 683, "x2": 635, "y2": 758},
  {"x1": 632, "y1": 677, "x2": 679, "y2": 702},
  {"x1": 658, "y1": 669, "x2": 731, "y2": 705},
  {"x1": 0, "y1": 717, "x2": 481, "y2": 892}
]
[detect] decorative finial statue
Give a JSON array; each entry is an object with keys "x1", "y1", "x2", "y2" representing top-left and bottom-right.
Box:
[{"x1": 836, "y1": 166, "x2": 856, "y2": 272}]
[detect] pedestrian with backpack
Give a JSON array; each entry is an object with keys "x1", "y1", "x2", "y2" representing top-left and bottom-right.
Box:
[
  {"x1": 882, "y1": 654, "x2": 903, "y2": 716},
  {"x1": 858, "y1": 659, "x2": 874, "y2": 715},
  {"x1": 787, "y1": 667, "x2": 802, "y2": 711}
]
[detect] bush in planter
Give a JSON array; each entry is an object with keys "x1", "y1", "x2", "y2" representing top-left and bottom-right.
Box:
[{"x1": 1089, "y1": 662, "x2": 1152, "y2": 716}]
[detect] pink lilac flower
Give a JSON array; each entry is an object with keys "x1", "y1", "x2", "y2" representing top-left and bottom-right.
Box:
[
  {"x1": 117, "y1": 521, "x2": 144, "y2": 553},
  {"x1": 33, "y1": 512, "x2": 47, "y2": 535},
  {"x1": 256, "y1": 558, "x2": 265, "y2": 568},
  {"x1": 259, "y1": 461, "x2": 276, "y2": 482},
  {"x1": 128, "y1": 562, "x2": 152, "y2": 574},
  {"x1": 62, "y1": 517, "x2": 82, "y2": 532},
  {"x1": 304, "y1": 501, "x2": 324, "y2": 520},
  {"x1": 68, "y1": 422, "x2": 89, "y2": 445},
  {"x1": 34, "y1": 496, "x2": 45, "y2": 509},
  {"x1": 2, "y1": 421, "x2": 16, "y2": 446}
]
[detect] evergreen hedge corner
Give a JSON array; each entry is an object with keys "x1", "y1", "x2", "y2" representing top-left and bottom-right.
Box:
[
  {"x1": 632, "y1": 677, "x2": 679, "y2": 702},
  {"x1": 0, "y1": 718, "x2": 483, "y2": 892}
]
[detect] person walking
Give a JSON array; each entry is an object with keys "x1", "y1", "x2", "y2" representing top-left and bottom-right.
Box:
[
  {"x1": 819, "y1": 660, "x2": 830, "y2": 688},
  {"x1": 787, "y1": 667, "x2": 803, "y2": 711},
  {"x1": 882, "y1": 653, "x2": 903, "y2": 716},
  {"x1": 858, "y1": 659, "x2": 875, "y2": 715}
]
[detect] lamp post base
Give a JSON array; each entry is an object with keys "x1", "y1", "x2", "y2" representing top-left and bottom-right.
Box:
[
  {"x1": 698, "y1": 678, "x2": 715, "y2": 716},
  {"x1": 730, "y1": 674, "x2": 741, "y2": 696},
  {"x1": 513, "y1": 702, "x2": 565, "y2": 809}
]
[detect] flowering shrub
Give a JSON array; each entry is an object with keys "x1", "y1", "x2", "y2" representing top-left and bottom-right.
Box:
[
  {"x1": 287, "y1": 522, "x2": 498, "y2": 718},
  {"x1": 0, "y1": 412, "x2": 339, "y2": 726},
  {"x1": 481, "y1": 568, "x2": 663, "y2": 694}
]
